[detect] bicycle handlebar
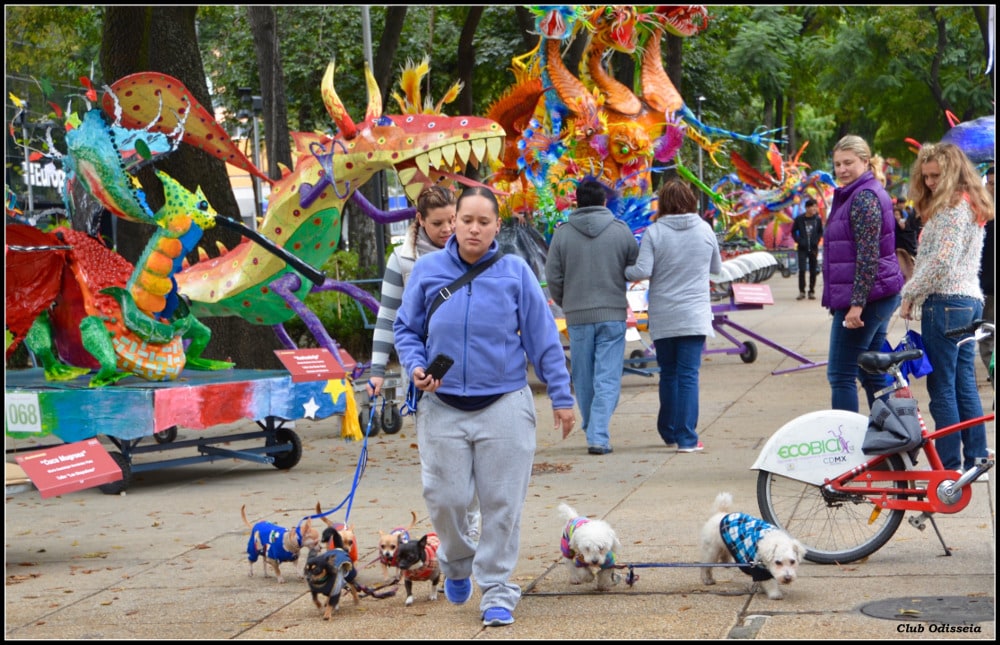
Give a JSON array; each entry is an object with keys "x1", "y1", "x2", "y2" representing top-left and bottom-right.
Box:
[{"x1": 945, "y1": 318, "x2": 993, "y2": 339}]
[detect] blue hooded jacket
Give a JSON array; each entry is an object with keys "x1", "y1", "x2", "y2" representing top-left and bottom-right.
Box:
[{"x1": 394, "y1": 237, "x2": 574, "y2": 410}]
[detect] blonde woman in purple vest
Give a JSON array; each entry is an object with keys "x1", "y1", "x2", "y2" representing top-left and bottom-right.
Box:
[{"x1": 821, "y1": 135, "x2": 904, "y2": 412}]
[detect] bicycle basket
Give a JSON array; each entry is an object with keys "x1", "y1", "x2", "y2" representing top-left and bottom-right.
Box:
[{"x1": 862, "y1": 397, "x2": 923, "y2": 455}]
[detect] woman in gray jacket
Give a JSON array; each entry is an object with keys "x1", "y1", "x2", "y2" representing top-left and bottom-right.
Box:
[{"x1": 625, "y1": 179, "x2": 722, "y2": 453}]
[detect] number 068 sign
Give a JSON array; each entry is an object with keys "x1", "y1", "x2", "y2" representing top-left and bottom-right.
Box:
[{"x1": 6, "y1": 392, "x2": 43, "y2": 434}]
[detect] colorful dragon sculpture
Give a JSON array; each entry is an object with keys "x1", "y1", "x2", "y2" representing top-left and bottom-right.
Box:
[
  {"x1": 486, "y1": 5, "x2": 784, "y2": 240},
  {"x1": 708, "y1": 142, "x2": 836, "y2": 244},
  {"x1": 11, "y1": 62, "x2": 505, "y2": 386}
]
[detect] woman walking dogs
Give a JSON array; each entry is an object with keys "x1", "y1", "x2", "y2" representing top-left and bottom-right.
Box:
[{"x1": 393, "y1": 186, "x2": 575, "y2": 628}]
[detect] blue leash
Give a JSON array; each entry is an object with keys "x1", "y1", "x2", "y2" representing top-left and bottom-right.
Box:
[
  {"x1": 307, "y1": 398, "x2": 375, "y2": 526},
  {"x1": 399, "y1": 380, "x2": 421, "y2": 417}
]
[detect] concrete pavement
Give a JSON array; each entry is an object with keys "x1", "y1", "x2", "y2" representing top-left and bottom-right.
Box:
[{"x1": 5, "y1": 270, "x2": 995, "y2": 640}]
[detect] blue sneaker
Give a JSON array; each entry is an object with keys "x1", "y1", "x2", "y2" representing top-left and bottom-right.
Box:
[
  {"x1": 444, "y1": 577, "x2": 472, "y2": 604},
  {"x1": 482, "y1": 606, "x2": 515, "y2": 626}
]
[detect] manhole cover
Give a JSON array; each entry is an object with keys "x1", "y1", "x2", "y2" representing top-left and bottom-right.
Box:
[{"x1": 860, "y1": 596, "x2": 994, "y2": 625}]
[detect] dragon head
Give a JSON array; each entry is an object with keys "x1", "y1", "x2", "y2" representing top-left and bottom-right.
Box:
[
  {"x1": 587, "y1": 5, "x2": 641, "y2": 52},
  {"x1": 640, "y1": 5, "x2": 710, "y2": 38},
  {"x1": 289, "y1": 61, "x2": 505, "y2": 211},
  {"x1": 175, "y1": 62, "x2": 505, "y2": 323}
]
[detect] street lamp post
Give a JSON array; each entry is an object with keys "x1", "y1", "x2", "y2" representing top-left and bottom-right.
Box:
[
  {"x1": 697, "y1": 95, "x2": 706, "y2": 214},
  {"x1": 238, "y1": 89, "x2": 264, "y2": 230}
]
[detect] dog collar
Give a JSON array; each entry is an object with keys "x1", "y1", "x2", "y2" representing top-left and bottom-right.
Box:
[{"x1": 295, "y1": 523, "x2": 303, "y2": 546}]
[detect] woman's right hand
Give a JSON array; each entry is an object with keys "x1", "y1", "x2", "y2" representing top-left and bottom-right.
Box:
[{"x1": 366, "y1": 376, "x2": 383, "y2": 398}]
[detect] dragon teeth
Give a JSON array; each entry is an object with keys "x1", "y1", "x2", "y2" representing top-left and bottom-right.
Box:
[
  {"x1": 487, "y1": 137, "x2": 502, "y2": 161},
  {"x1": 426, "y1": 147, "x2": 443, "y2": 169},
  {"x1": 415, "y1": 153, "x2": 430, "y2": 177},
  {"x1": 404, "y1": 181, "x2": 423, "y2": 203},
  {"x1": 440, "y1": 143, "x2": 456, "y2": 167},
  {"x1": 455, "y1": 140, "x2": 471, "y2": 165},
  {"x1": 398, "y1": 167, "x2": 419, "y2": 185}
]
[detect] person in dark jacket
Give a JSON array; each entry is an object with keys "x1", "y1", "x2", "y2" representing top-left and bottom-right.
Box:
[
  {"x1": 893, "y1": 202, "x2": 921, "y2": 282},
  {"x1": 791, "y1": 198, "x2": 823, "y2": 300},
  {"x1": 821, "y1": 135, "x2": 904, "y2": 413},
  {"x1": 545, "y1": 178, "x2": 638, "y2": 455}
]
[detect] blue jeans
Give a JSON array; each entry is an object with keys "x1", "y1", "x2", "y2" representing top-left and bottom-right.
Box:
[
  {"x1": 920, "y1": 295, "x2": 988, "y2": 471},
  {"x1": 653, "y1": 335, "x2": 705, "y2": 449},
  {"x1": 828, "y1": 294, "x2": 900, "y2": 413},
  {"x1": 567, "y1": 321, "x2": 626, "y2": 450}
]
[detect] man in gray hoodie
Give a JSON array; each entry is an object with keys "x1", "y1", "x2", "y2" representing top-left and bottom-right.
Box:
[{"x1": 545, "y1": 179, "x2": 639, "y2": 455}]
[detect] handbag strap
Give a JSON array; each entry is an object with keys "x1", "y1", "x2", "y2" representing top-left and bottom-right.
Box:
[{"x1": 423, "y1": 252, "x2": 504, "y2": 337}]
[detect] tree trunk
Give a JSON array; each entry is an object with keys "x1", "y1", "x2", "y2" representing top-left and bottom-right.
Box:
[
  {"x1": 100, "y1": 6, "x2": 283, "y2": 369},
  {"x1": 247, "y1": 6, "x2": 293, "y2": 180},
  {"x1": 514, "y1": 6, "x2": 540, "y2": 53},
  {"x1": 456, "y1": 7, "x2": 485, "y2": 118},
  {"x1": 785, "y1": 94, "x2": 797, "y2": 157},
  {"x1": 971, "y1": 6, "x2": 994, "y2": 94},
  {"x1": 349, "y1": 6, "x2": 408, "y2": 279},
  {"x1": 666, "y1": 33, "x2": 683, "y2": 95}
]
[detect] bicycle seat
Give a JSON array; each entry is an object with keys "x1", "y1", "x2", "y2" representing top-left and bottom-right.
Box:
[{"x1": 857, "y1": 348, "x2": 924, "y2": 374}]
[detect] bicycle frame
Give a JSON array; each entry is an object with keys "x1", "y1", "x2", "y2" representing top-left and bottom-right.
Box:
[
  {"x1": 822, "y1": 412, "x2": 994, "y2": 514},
  {"x1": 751, "y1": 408, "x2": 994, "y2": 514}
]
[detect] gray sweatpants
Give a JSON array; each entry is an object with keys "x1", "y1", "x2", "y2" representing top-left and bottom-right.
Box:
[{"x1": 415, "y1": 385, "x2": 536, "y2": 613}]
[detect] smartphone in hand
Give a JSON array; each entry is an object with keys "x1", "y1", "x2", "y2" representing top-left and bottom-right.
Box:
[{"x1": 425, "y1": 353, "x2": 455, "y2": 380}]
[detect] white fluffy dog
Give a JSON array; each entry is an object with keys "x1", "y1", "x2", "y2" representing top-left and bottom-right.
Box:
[
  {"x1": 558, "y1": 503, "x2": 622, "y2": 590},
  {"x1": 699, "y1": 492, "x2": 805, "y2": 600}
]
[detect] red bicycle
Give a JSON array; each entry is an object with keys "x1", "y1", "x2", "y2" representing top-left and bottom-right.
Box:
[{"x1": 752, "y1": 320, "x2": 994, "y2": 564}]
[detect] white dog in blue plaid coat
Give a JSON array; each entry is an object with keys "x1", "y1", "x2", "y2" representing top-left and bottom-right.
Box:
[{"x1": 699, "y1": 492, "x2": 805, "y2": 600}]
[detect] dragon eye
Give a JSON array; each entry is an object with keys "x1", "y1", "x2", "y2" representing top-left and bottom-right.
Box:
[{"x1": 197, "y1": 200, "x2": 209, "y2": 211}]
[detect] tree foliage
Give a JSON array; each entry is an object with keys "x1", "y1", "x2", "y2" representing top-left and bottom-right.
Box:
[{"x1": 6, "y1": 5, "x2": 993, "y2": 366}]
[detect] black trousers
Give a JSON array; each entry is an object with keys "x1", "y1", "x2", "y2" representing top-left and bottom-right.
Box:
[{"x1": 797, "y1": 249, "x2": 819, "y2": 293}]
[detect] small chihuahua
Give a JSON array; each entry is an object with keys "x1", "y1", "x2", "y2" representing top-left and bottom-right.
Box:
[
  {"x1": 304, "y1": 525, "x2": 360, "y2": 620},
  {"x1": 241, "y1": 504, "x2": 320, "y2": 584},
  {"x1": 315, "y1": 501, "x2": 358, "y2": 563},
  {"x1": 377, "y1": 510, "x2": 418, "y2": 580},
  {"x1": 396, "y1": 532, "x2": 441, "y2": 607}
]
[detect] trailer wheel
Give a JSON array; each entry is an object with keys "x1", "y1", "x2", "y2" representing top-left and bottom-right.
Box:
[
  {"x1": 740, "y1": 340, "x2": 759, "y2": 364},
  {"x1": 153, "y1": 426, "x2": 177, "y2": 444},
  {"x1": 629, "y1": 349, "x2": 649, "y2": 370},
  {"x1": 99, "y1": 451, "x2": 132, "y2": 495},
  {"x1": 381, "y1": 404, "x2": 403, "y2": 434},
  {"x1": 270, "y1": 428, "x2": 302, "y2": 470}
]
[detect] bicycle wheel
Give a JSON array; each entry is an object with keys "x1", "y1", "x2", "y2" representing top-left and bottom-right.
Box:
[{"x1": 756, "y1": 453, "x2": 907, "y2": 564}]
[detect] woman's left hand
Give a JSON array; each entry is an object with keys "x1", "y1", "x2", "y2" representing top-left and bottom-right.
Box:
[
  {"x1": 412, "y1": 367, "x2": 443, "y2": 393},
  {"x1": 554, "y1": 408, "x2": 575, "y2": 439},
  {"x1": 843, "y1": 305, "x2": 865, "y2": 329},
  {"x1": 899, "y1": 300, "x2": 913, "y2": 320}
]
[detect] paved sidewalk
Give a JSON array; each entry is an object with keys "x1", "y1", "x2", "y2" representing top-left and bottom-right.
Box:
[{"x1": 5, "y1": 270, "x2": 995, "y2": 639}]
